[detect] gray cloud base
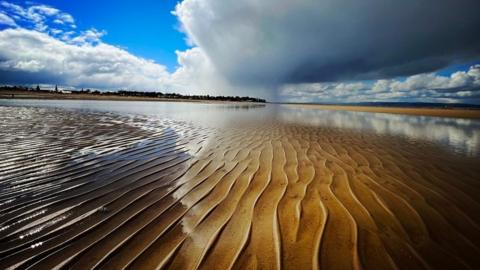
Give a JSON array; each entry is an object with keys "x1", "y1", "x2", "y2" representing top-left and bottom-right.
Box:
[{"x1": 176, "y1": 0, "x2": 480, "y2": 86}]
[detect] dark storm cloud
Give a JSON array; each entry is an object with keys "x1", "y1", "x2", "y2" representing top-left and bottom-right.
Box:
[
  {"x1": 175, "y1": 0, "x2": 480, "y2": 86},
  {"x1": 0, "y1": 69, "x2": 61, "y2": 85}
]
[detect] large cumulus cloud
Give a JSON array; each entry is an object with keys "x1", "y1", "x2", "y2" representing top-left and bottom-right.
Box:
[
  {"x1": 0, "y1": 28, "x2": 173, "y2": 90},
  {"x1": 175, "y1": 0, "x2": 480, "y2": 86}
]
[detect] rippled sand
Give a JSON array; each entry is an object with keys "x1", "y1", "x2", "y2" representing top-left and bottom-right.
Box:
[{"x1": 1, "y1": 106, "x2": 479, "y2": 269}]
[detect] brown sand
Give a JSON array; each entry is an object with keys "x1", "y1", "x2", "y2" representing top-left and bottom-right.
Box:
[
  {"x1": 286, "y1": 104, "x2": 480, "y2": 119},
  {"x1": 0, "y1": 106, "x2": 479, "y2": 269}
]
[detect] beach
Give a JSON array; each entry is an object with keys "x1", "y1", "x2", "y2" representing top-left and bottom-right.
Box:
[{"x1": 0, "y1": 101, "x2": 479, "y2": 269}]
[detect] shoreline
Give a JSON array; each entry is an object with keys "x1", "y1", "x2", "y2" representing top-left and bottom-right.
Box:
[
  {"x1": 0, "y1": 90, "x2": 265, "y2": 105},
  {"x1": 2, "y1": 90, "x2": 480, "y2": 119},
  {"x1": 284, "y1": 103, "x2": 480, "y2": 119},
  {"x1": 0, "y1": 95, "x2": 247, "y2": 104}
]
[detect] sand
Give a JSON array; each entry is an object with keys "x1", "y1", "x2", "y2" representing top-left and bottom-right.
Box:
[
  {"x1": 286, "y1": 104, "x2": 480, "y2": 119},
  {"x1": 0, "y1": 106, "x2": 479, "y2": 269}
]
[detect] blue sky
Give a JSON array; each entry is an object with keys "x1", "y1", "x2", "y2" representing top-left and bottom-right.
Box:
[
  {"x1": 0, "y1": 0, "x2": 479, "y2": 103},
  {"x1": 13, "y1": 0, "x2": 187, "y2": 71}
]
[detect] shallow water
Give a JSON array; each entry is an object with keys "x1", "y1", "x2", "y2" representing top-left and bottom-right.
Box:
[
  {"x1": 1, "y1": 99, "x2": 479, "y2": 156},
  {"x1": 0, "y1": 99, "x2": 479, "y2": 269}
]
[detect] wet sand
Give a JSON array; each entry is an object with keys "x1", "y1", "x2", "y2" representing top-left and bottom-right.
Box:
[
  {"x1": 287, "y1": 104, "x2": 480, "y2": 119},
  {"x1": 0, "y1": 106, "x2": 479, "y2": 269}
]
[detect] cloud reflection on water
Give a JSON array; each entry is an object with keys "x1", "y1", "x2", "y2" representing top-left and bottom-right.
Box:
[
  {"x1": 1, "y1": 99, "x2": 478, "y2": 157},
  {"x1": 279, "y1": 106, "x2": 480, "y2": 157}
]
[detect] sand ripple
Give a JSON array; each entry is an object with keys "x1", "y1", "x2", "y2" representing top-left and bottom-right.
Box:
[{"x1": 0, "y1": 107, "x2": 479, "y2": 269}]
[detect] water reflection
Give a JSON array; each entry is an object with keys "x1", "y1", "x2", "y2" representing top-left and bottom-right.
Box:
[
  {"x1": 279, "y1": 106, "x2": 480, "y2": 157},
  {"x1": 1, "y1": 99, "x2": 479, "y2": 156},
  {"x1": 0, "y1": 99, "x2": 271, "y2": 127}
]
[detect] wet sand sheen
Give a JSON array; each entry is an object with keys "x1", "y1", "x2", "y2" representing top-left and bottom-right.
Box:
[{"x1": 0, "y1": 106, "x2": 479, "y2": 269}]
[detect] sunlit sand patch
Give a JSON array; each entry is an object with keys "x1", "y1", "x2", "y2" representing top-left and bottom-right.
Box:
[{"x1": 0, "y1": 106, "x2": 479, "y2": 269}]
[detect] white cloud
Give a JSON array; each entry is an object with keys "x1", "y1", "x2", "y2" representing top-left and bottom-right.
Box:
[
  {"x1": 69, "y1": 29, "x2": 106, "y2": 45},
  {"x1": 171, "y1": 48, "x2": 234, "y2": 95},
  {"x1": 1, "y1": 1, "x2": 76, "y2": 32},
  {"x1": 55, "y1": 13, "x2": 74, "y2": 24},
  {"x1": 50, "y1": 28, "x2": 62, "y2": 35},
  {"x1": 1, "y1": 2, "x2": 25, "y2": 16},
  {"x1": 29, "y1": 5, "x2": 60, "y2": 17},
  {"x1": 280, "y1": 65, "x2": 480, "y2": 103},
  {"x1": 0, "y1": 28, "x2": 172, "y2": 90},
  {"x1": 0, "y1": 12, "x2": 17, "y2": 26}
]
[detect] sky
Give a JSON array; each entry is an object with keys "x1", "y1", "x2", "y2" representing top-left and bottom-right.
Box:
[
  {"x1": 0, "y1": 0, "x2": 479, "y2": 103},
  {"x1": 27, "y1": 0, "x2": 187, "y2": 71}
]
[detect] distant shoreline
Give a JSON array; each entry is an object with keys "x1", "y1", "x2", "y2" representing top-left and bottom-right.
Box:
[
  {"x1": 284, "y1": 103, "x2": 480, "y2": 119},
  {"x1": 0, "y1": 89, "x2": 265, "y2": 104},
  {"x1": 2, "y1": 89, "x2": 480, "y2": 119}
]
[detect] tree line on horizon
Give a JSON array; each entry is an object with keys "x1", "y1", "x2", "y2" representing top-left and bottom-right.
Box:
[{"x1": 0, "y1": 85, "x2": 267, "y2": 103}]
